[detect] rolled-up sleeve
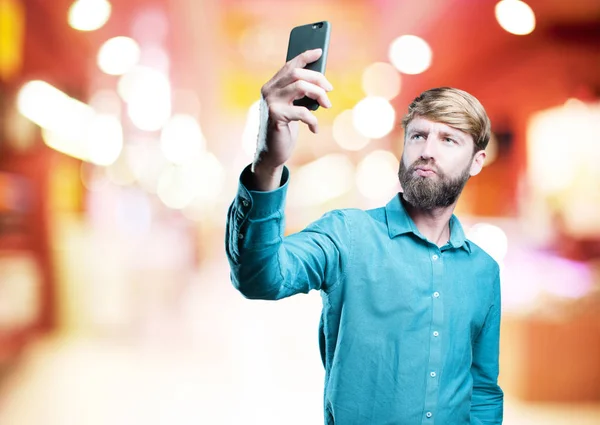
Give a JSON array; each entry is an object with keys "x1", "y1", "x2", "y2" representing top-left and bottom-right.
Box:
[
  {"x1": 225, "y1": 164, "x2": 352, "y2": 300},
  {"x1": 470, "y1": 271, "x2": 504, "y2": 424}
]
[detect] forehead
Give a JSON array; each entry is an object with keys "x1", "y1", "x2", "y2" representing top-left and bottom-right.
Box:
[{"x1": 406, "y1": 117, "x2": 468, "y2": 139}]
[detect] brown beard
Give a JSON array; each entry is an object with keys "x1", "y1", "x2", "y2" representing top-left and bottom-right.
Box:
[{"x1": 398, "y1": 157, "x2": 471, "y2": 210}]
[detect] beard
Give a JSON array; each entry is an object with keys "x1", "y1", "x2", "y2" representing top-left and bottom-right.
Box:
[{"x1": 398, "y1": 157, "x2": 471, "y2": 210}]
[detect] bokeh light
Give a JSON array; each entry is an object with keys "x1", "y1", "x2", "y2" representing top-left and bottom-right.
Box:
[
  {"x1": 68, "y1": 0, "x2": 111, "y2": 32},
  {"x1": 495, "y1": 0, "x2": 536, "y2": 35},
  {"x1": 119, "y1": 67, "x2": 171, "y2": 132},
  {"x1": 352, "y1": 97, "x2": 396, "y2": 139},
  {"x1": 160, "y1": 114, "x2": 206, "y2": 164},
  {"x1": 288, "y1": 154, "x2": 354, "y2": 207},
  {"x1": 97, "y1": 36, "x2": 141, "y2": 76},
  {"x1": 356, "y1": 150, "x2": 400, "y2": 201},
  {"x1": 388, "y1": 35, "x2": 432, "y2": 75},
  {"x1": 361, "y1": 62, "x2": 401, "y2": 100},
  {"x1": 467, "y1": 223, "x2": 509, "y2": 263},
  {"x1": 88, "y1": 89, "x2": 122, "y2": 116},
  {"x1": 86, "y1": 114, "x2": 123, "y2": 166},
  {"x1": 332, "y1": 110, "x2": 371, "y2": 151}
]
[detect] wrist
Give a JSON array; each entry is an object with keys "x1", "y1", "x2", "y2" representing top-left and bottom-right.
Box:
[{"x1": 251, "y1": 162, "x2": 284, "y2": 191}]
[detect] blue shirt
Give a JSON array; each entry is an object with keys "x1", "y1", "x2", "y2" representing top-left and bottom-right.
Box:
[{"x1": 226, "y1": 165, "x2": 503, "y2": 425}]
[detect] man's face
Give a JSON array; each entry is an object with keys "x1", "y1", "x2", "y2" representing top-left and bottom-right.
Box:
[{"x1": 398, "y1": 117, "x2": 486, "y2": 210}]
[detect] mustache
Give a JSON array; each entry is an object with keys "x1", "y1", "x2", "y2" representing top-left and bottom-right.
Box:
[{"x1": 408, "y1": 159, "x2": 441, "y2": 174}]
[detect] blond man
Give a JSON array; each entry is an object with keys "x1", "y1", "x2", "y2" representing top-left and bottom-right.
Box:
[{"x1": 226, "y1": 49, "x2": 503, "y2": 425}]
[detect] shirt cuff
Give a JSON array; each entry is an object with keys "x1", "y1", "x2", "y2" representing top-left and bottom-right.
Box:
[{"x1": 237, "y1": 164, "x2": 290, "y2": 218}]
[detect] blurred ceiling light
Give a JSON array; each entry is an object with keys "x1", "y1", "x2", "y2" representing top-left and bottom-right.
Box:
[
  {"x1": 527, "y1": 104, "x2": 585, "y2": 195},
  {"x1": 88, "y1": 89, "x2": 121, "y2": 116},
  {"x1": 119, "y1": 66, "x2": 171, "y2": 131},
  {"x1": 332, "y1": 109, "x2": 370, "y2": 151},
  {"x1": 42, "y1": 128, "x2": 89, "y2": 162},
  {"x1": 86, "y1": 114, "x2": 123, "y2": 166},
  {"x1": 388, "y1": 35, "x2": 432, "y2": 75},
  {"x1": 288, "y1": 154, "x2": 354, "y2": 207},
  {"x1": 17, "y1": 80, "x2": 123, "y2": 165},
  {"x1": 495, "y1": 0, "x2": 536, "y2": 35},
  {"x1": 466, "y1": 223, "x2": 508, "y2": 263},
  {"x1": 160, "y1": 114, "x2": 206, "y2": 164},
  {"x1": 17, "y1": 80, "x2": 93, "y2": 131},
  {"x1": 356, "y1": 150, "x2": 400, "y2": 201},
  {"x1": 242, "y1": 99, "x2": 261, "y2": 158},
  {"x1": 68, "y1": 0, "x2": 111, "y2": 32},
  {"x1": 97, "y1": 36, "x2": 141, "y2": 75},
  {"x1": 41, "y1": 114, "x2": 123, "y2": 166},
  {"x1": 361, "y1": 62, "x2": 401, "y2": 100},
  {"x1": 352, "y1": 97, "x2": 396, "y2": 139}
]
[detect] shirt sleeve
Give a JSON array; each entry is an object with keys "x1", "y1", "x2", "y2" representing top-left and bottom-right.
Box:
[
  {"x1": 470, "y1": 270, "x2": 504, "y2": 424},
  {"x1": 225, "y1": 164, "x2": 352, "y2": 300}
]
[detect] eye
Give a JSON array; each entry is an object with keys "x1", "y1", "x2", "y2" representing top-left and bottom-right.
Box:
[
  {"x1": 411, "y1": 134, "x2": 423, "y2": 140},
  {"x1": 444, "y1": 137, "x2": 456, "y2": 144}
]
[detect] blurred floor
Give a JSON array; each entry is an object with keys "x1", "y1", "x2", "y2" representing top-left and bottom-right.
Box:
[{"x1": 0, "y1": 279, "x2": 598, "y2": 425}]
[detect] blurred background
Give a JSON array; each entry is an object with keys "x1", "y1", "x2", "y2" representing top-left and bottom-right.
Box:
[{"x1": 0, "y1": 0, "x2": 599, "y2": 423}]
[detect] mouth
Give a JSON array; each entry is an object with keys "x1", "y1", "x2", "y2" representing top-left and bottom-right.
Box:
[{"x1": 414, "y1": 167, "x2": 436, "y2": 177}]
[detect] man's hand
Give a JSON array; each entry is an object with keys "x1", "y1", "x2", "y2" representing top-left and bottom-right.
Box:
[{"x1": 252, "y1": 48, "x2": 333, "y2": 191}]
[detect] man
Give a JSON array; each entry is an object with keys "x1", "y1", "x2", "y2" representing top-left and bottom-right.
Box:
[{"x1": 225, "y1": 48, "x2": 503, "y2": 424}]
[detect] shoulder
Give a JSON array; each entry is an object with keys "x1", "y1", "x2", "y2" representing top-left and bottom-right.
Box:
[
  {"x1": 466, "y1": 239, "x2": 502, "y2": 298},
  {"x1": 303, "y1": 206, "x2": 385, "y2": 238}
]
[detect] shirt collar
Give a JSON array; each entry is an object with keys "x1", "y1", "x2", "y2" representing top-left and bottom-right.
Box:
[{"x1": 384, "y1": 193, "x2": 472, "y2": 254}]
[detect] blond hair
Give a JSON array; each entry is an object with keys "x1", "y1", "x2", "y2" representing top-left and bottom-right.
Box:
[{"x1": 401, "y1": 87, "x2": 491, "y2": 152}]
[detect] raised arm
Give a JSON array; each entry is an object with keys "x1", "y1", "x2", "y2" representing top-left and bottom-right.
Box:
[{"x1": 226, "y1": 49, "x2": 341, "y2": 300}]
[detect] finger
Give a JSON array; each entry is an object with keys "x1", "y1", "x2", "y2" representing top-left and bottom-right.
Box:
[
  {"x1": 278, "y1": 80, "x2": 332, "y2": 109},
  {"x1": 288, "y1": 48, "x2": 323, "y2": 69},
  {"x1": 271, "y1": 104, "x2": 319, "y2": 134},
  {"x1": 293, "y1": 106, "x2": 319, "y2": 134},
  {"x1": 276, "y1": 67, "x2": 333, "y2": 92}
]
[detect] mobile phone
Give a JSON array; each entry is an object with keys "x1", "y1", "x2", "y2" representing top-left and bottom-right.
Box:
[{"x1": 285, "y1": 21, "x2": 331, "y2": 111}]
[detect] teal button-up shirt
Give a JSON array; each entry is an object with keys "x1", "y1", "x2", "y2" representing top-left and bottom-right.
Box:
[{"x1": 226, "y1": 166, "x2": 503, "y2": 425}]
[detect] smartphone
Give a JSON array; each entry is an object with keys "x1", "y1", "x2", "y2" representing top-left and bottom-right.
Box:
[{"x1": 285, "y1": 21, "x2": 331, "y2": 111}]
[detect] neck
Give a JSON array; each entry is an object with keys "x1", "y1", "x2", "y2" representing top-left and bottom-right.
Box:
[{"x1": 402, "y1": 197, "x2": 456, "y2": 247}]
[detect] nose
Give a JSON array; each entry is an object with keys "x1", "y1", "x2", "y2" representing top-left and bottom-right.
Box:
[{"x1": 419, "y1": 134, "x2": 437, "y2": 160}]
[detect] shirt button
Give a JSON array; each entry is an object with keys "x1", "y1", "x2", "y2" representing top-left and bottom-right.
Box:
[
  {"x1": 433, "y1": 291, "x2": 440, "y2": 298},
  {"x1": 432, "y1": 254, "x2": 439, "y2": 261},
  {"x1": 242, "y1": 199, "x2": 250, "y2": 208},
  {"x1": 238, "y1": 233, "x2": 244, "y2": 240},
  {"x1": 426, "y1": 412, "x2": 433, "y2": 418},
  {"x1": 430, "y1": 371, "x2": 436, "y2": 377},
  {"x1": 433, "y1": 331, "x2": 439, "y2": 337}
]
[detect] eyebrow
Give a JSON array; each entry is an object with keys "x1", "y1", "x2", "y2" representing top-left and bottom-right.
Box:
[
  {"x1": 439, "y1": 131, "x2": 464, "y2": 141},
  {"x1": 407, "y1": 128, "x2": 464, "y2": 141}
]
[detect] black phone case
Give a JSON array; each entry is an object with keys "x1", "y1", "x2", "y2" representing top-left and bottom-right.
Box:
[{"x1": 285, "y1": 21, "x2": 331, "y2": 111}]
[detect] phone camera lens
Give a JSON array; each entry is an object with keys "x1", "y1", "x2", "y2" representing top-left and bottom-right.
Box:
[{"x1": 312, "y1": 22, "x2": 323, "y2": 29}]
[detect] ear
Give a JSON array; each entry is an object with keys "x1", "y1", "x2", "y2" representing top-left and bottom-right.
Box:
[{"x1": 469, "y1": 150, "x2": 486, "y2": 176}]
